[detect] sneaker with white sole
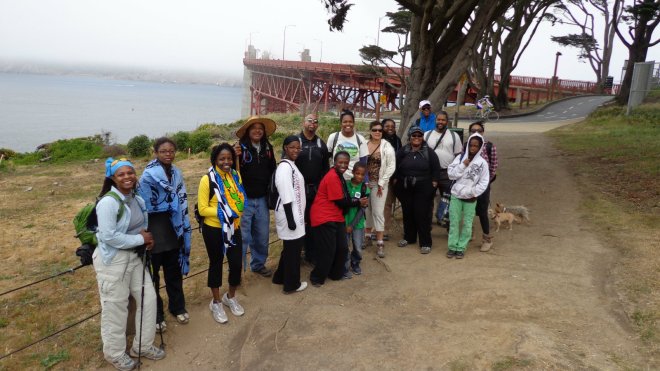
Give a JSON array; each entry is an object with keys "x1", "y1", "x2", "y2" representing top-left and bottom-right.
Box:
[
  {"x1": 175, "y1": 312, "x2": 189, "y2": 324},
  {"x1": 155, "y1": 320, "x2": 167, "y2": 333},
  {"x1": 420, "y1": 246, "x2": 431, "y2": 254},
  {"x1": 222, "y1": 293, "x2": 245, "y2": 316},
  {"x1": 209, "y1": 299, "x2": 228, "y2": 324},
  {"x1": 105, "y1": 353, "x2": 136, "y2": 371},
  {"x1": 130, "y1": 345, "x2": 166, "y2": 360}
]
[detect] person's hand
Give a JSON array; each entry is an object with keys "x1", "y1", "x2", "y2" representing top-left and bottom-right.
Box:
[
  {"x1": 462, "y1": 158, "x2": 470, "y2": 166},
  {"x1": 432, "y1": 181, "x2": 438, "y2": 188},
  {"x1": 359, "y1": 197, "x2": 369, "y2": 208},
  {"x1": 346, "y1": 226, "x2": 353, "y2": 234},
  {"x1": 233, "y1": 142, "x2": 242, "y2": 156},
  {"x1": 376, "y1": 186, "x2": 383, "y2": 197},
  {"x1": 140, "y1": 229, "x2": 154, "y2": 250}
]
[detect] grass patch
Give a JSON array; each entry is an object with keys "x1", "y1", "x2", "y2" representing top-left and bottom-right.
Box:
[
  {"x1": 492, "y1": 356, "x2": 532, "y2": 370},
  {"x1": 40, "y1": 350, "x2": 70, "y2": 369},
  {"x1": 549, "y1": 96, "x2": 660, "y2": 357}
]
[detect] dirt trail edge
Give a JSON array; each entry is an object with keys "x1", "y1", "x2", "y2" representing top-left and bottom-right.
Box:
[{"x1": 143, "y1": 126, "x2": 648, "y2": 370}]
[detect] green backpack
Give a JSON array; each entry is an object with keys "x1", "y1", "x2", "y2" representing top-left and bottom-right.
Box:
[{"x1": 73, "y1": 191, "x2": 124, "y2": 265}]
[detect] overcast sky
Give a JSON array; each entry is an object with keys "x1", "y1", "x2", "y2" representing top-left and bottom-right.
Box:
[{"x1": 0, "y1": 0, "x2": 657, "y2": 83}]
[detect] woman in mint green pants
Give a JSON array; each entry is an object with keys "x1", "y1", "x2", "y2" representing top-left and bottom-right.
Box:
[{"x1": 446, "y1": 133, "x2": 490, "y2": 259}]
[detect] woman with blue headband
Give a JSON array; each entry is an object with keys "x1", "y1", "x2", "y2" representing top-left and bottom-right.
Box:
[{"x1": 93, "y1": 157, "x2": 165, "y2": 371}]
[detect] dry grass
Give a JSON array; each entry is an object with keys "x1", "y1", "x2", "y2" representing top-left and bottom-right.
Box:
[{"x1": 0, "y1": 155, "x2": 283, "y2": 370}]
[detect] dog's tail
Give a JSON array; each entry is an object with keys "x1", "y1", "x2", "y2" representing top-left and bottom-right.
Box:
[{"x1": 508, "y1": 205, "x2": 530, "y2": 223}]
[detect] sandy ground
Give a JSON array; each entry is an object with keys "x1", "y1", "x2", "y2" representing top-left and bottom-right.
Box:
[{"x1": 103, "y1": 120, "x2": 654, "y2": 370}]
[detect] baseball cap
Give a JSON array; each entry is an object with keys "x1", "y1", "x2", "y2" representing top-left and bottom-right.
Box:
[{"x1": 419, "y1": 100, "x2": 431, "y2": 109}]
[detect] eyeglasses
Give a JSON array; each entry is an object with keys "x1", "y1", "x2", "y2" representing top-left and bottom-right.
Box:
[
  {"x1": 410, "y1": 134, "x2": 423, "y2": 138},
  {"x1": 421, "y1": 106, "x2": 431, "y2": 111},
  {"x1": 306, "y1": 118, "x2": 319, "y2": 124},
  {"x1": 111, "y1": 158, "x2": 128, "y2": 166},
  {"x1": 371, "y1": 128, "x2": 383, "y2": 132},
  {"x1": 157, "y1": 150, "x2": 175, "y2": 155}
]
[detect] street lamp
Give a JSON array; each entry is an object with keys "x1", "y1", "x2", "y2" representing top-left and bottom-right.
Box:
[
  {"x1": 550, "y1": 51, "x2": 562, "y2": 100},
  {"x1": 314, "y1": 38, "x2": 323, "y2": 62},
  {"x1": 282, "y1": 24, "x2": 296, "y2": 60},
  {"x1": 376, "y1": 16, "x2": 386, "y2": 47}
]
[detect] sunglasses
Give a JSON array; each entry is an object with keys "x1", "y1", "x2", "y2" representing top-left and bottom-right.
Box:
[
  {"x1": 371, "y1": 128, "x2": 383, "y2": 132},
  {"x1": 421, "y1": 106, "x2": 431, "y2": 110},
  {"x1": 306, "y1": 118, "x2": 319, "y2": 124},
  {"x1": 111, "y1": 158, "x2": 129, "y2": 167}
]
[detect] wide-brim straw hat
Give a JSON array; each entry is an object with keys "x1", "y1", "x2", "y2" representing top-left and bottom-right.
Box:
[{"x1": 235, "y1": 116, "x2": 277, "y2": 138}]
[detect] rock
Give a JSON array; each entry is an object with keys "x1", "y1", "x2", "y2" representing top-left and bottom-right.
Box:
[{"x1": 25, "y1": 187, "x2": 33, "y2": 192}]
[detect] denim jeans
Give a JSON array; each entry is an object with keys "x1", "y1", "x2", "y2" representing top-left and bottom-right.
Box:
[
  {"x1": 345, "y1": 227, "x2": 365, "y2": 273},
  {"x1": 240, "y1": 196, "x2": 270, "y2": 271}
]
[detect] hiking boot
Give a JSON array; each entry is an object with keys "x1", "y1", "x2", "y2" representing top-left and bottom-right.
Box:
[
  {"x1": 255, "y1": 267, "x2": 273, "y2": 277},
  {"x1": 342, "y1": 272, "x2": 353, "y2": 280},
  {"x1": 209, "y1": 300, "x2": 228, "y2": 324},
  {"x1": 105, "y1": 353, "x2": 136, "y2": 371},
  {"x1": 455, "y1": 251, "x2": 465, "y2": 259},
  {"x1": 175, "y1": 312, "x2": 189, "y2": 324},
  {"x1": 352, "y1": 265, "x2": 362, "y2": 275},
  {"x1": 222, "y1": 293, "x2": 245, "y2": 317},
  {"x1": 397, "y1": 239, "x2": 408, "y2": 248},
  {"x1": 155, "y1": 320, "x2": 167, "y2": 333},
  {"x1": 446, "y1": 250, "x2": 455, "y2": 259},
  {"x1": 480, "y1": 234, "x2": 493, "y2": 252},
  {"x1": 130, "y1": 345, "x2": 165, "y2": 361},
  {"x1": 420, "y1": 246, "x2": 431, "y2": 254}
]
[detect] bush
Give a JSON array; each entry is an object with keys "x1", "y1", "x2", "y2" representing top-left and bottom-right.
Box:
[
  {"x1": 102, "y1": 144, "x2": 127, "y2": 158},
  {"x1": 48, "y1": 138, "x2": 104, "y2": 162},
  {"x1": 170, "y1": 131, "x2": 191, "y2": 151},
  {"x1": 189, "y1": 131, "x2": 212, "y2": 153},
  {"x1": 0, "y1": 148, "x2": 17, "y2": 160},
  {"x1": 127, "y1": 135, "x2": 152, "y2": 157}
]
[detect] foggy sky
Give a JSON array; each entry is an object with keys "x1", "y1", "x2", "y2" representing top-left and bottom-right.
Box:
[{"x1": 0, "y1": 0, "x2": 657, "y2": 83}]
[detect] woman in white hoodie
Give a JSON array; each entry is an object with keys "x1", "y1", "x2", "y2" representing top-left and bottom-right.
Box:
[{"x1": 446, "y1": 133, "x2": 490, "y2": 259}]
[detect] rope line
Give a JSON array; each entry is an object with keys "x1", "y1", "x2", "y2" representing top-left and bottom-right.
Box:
[{"x1": 0, "y1": 264, "x2": 84, "y2": 297}]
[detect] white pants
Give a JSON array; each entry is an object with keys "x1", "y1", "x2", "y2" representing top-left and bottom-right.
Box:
[
  {"x1": 93, "y1": 249, "x2": 157, "y2": 360},
  {"x1": 365, "y1": 182, "x2": 389, "y2": 232}
]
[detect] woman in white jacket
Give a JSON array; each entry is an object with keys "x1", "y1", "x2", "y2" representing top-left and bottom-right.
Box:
[
  {"x1": 364, "y1": 120, "x2": 396, "y2": 258},
  {"x1": 272, "y1": 136, "x2": 308, "y2": 293},
  {"x1": 93, "y1": 158, "x2": 165, "y2": 371},
  {"x1": 446, "y1": 133, "x2": 490, "y2": 259}
]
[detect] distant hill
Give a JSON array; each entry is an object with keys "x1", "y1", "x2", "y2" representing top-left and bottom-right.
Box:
[{"x1": 0, "y1": 60, "x2": 243, "y2": 87}]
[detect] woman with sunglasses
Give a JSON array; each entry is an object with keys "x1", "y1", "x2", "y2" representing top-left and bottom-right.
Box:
[
  {"x1": 94, "y1": 158, "x2": 165, "y2": 371},
  {"x1": 363, "y1": 120, "x2": 396, "y2": 258},
  {"x1": 393, "y1": 126, "x2": 441, "y2": 254},
  {"x1": 138, "y1": 137, "x2": 191, "y2": 333}
]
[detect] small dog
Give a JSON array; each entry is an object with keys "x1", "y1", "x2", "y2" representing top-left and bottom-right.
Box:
[
  {"x1": 491, "y1": 211, "x2": 516, "y2": 232},
  {"x1": 495, "y1": 203, "x2": 530, "y2": 224}
]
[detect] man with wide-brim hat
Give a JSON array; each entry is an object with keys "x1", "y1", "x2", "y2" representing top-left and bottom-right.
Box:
[{"x1": 233, "y1": 116, "x2": 278, "y2": 278}]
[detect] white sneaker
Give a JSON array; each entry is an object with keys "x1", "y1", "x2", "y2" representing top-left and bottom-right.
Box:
[
  {"x1": 222, "y1": 292, "x2": 245, "y2": 316},
  {"x1": 105, "y1": 353, "x2": 136, "y2": 371},
  {"x1": 209, "y1": 299, "x2": 228, "y2": 324},
  {"x1": 296, "y1": 281, "x2": 308, "y2": 292},
  {"x1": 156, "y1": 320, "x2": 167, "y2": 333},
  {"x1": 129, "y1": 345, "x2": 165, "y2": 361}
]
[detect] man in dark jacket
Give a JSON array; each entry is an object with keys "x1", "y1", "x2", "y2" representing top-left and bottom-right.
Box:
[
  {"x1": 295, "y1": 113, "x2": 330, "y2": 264},
  {"x1": 234, "y1": 116, "x2": 277, "y2": 277}
]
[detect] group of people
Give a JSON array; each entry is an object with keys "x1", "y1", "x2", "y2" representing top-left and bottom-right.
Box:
[{"x1": 91, "y1": 103, "x2": 498, "y2": 370}]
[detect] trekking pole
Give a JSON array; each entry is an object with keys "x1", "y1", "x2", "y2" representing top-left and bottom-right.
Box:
[
  {"x1": 137, "y1": 250, "x2": 147, "y2": 369},
  {"x1": 145, "y1": 251, "x2": 165, "y2": 349}
]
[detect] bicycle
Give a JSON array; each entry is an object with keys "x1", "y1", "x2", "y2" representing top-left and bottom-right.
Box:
[{"x1": 472, "y1": 106, "x2": 499, "y2": 122}]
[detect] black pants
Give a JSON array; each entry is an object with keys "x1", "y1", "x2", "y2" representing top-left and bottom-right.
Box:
[
  {"x1": 475, "y1": 184, "x2": 491, "y2": 235},
  {"x1": 310, "y1": 222, "x2": 348, "y2": 285},
  {"x1": 273, "y1": 237, "x2": 304, "y2": 292},
  {"x1": 303, "y1": 188, "x2": 317, "y2": 264},
  {"x1": 396, "y1": 180, "x2": 435, "y2": 247},
  {"x1": 202, "y1": 225, "x2": 242, "y2": 288},
  {"x1": 150, "y1": 248, "x2": 186, "y2": 322}
]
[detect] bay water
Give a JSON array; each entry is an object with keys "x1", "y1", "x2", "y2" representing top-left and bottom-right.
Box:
[{"x1": 0, "y1": 72, "x2": 242, "y2": 153}]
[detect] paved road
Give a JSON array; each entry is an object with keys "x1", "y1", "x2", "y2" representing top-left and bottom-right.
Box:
[{"x1": 500, "y1": 95, "x2": 614, "y2": 123}]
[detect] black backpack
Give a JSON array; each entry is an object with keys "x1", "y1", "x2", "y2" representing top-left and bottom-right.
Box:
[{"x1": 267, "y1": 161, "x2": 294, "y2": 210}]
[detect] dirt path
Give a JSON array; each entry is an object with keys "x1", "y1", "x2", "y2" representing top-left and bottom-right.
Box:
[{"x1": 133, "y1": 123, "x2": 650, "y2": 370}]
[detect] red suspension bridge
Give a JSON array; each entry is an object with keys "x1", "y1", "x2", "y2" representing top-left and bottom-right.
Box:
[{"x1": 242, "y1": 57, "x2": 614, "y2": 116}]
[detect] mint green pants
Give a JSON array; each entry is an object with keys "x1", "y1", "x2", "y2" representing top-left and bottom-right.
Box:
[{"x1": 448, "y1": 196, "x2": 477, "y2": 252}]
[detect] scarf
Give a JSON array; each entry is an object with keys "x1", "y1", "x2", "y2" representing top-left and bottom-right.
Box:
[
  {"x1": 208, "y1": 167, "x2": 246, "y2": 257},
  {"x1": 139, "y1": 159, "x2": 192, "y2": 275}
]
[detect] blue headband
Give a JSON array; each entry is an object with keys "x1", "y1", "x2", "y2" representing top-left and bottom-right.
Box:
[{"x1": 105, "y1": 157, "x2": 134, "y2": 177}]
